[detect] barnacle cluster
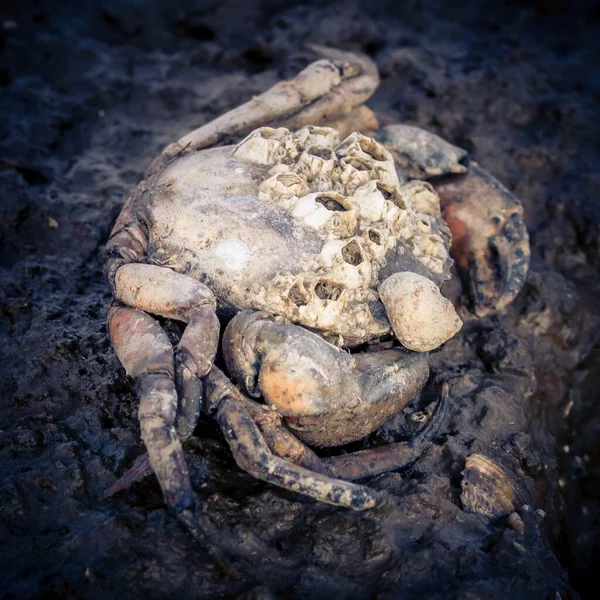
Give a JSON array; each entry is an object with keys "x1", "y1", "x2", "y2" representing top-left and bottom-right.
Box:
[{"x1": 232, "y1": 126, "x2": 453, "y2": 345}]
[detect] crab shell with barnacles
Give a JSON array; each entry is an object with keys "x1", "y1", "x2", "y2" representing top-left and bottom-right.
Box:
[{"x1": 103, "y1": 47, "x2": 529, "y2": 565}]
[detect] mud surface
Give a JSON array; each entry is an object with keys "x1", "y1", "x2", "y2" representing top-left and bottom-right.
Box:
[{"x1": 1, "y1": 1, "x2": 600, "y2": 598}]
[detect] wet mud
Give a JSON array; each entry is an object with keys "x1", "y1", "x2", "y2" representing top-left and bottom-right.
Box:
[{"x1": 1, "y1": 1, "x2": 599, "y2": 598}]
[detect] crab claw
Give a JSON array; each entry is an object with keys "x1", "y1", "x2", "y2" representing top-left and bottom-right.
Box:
[{"x1": 434, "y1": 164, "x2": 530, "y2": 317}]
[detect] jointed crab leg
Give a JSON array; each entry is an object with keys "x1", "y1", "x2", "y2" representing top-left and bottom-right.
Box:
[
  {"x1": 322, "y1": 383, "x2": 448, "y2": 480},
  {"x1": 105, "y1": 370, "x2": 448, "y2": 495},
  {"x1": 104, "y1": 184, "x2": 149, "y2": 289},
  {"x1": 103, "y1": 368, "x2": 330, "y2": 499},
  {"x1": 205, "y1": 366, "x2": 328, "y2": 475},
  {"x1": 277, "y1": 45, "x2": 380, "y2": 132},
  {"x1": 175, "y1": 304, "x2": 220, "y2": 439},
  {"x1": 160, "y1": 46, "x2": 379, "y2": 159},
  {"x1": 107, "y1": 280, "x2": 220, "y2": 506},
  {"x1": 103, "y1": 452, "x2": 152, "y2": 499},
  {"x1": 108, "y1": 306, "x2": 193, "y2": 511},
  {"x1": 105, "y1": 255, "x2": 238, "y2": 569},
  {"x1": 203, "y1": 367, "x2": 378, "y2": 511},
  {"x1": 107, "y1": 317, "x2": 236, "y2": 574},
  {"x1": 206, "y1": 365, "x2": 449, "y2": 483},
  {"x1": 113, "y1": 263, "x2": 220, "y2": 435}
]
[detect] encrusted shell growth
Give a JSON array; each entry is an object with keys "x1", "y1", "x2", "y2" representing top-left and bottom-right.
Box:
[{"x1": 232, "y1": 125, "x2": 456, "y2": 347}]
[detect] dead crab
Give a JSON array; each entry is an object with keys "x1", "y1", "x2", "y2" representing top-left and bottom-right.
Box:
[{"x1": 103, "y1": 47, "x2": 529, "y2": 559}]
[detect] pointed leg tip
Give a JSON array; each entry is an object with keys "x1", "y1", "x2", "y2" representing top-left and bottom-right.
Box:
[
  {"x1": 305, "y1": 42, "x2": 329, "y2": 53},
  {"x1": 103, "y1": 453, "x2": 153, "y2": 499},
  {"x1": 103, "y1": 484, "x2": 123, "y2": 500},
  {"x1": 304, "y1": 44, "x2": 377, "y2": 78},
  {"x1": 305, "y1": 43, "x2": 345, "y2": 59},
  {"x1": 360, "y1": 492, "x2": 380, "y2": 510}
]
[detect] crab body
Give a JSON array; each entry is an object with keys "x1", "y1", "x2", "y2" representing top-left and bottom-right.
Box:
[
  {"x1": 103, "y1": 47, "x2": 530, "y2": 568},
  {"x1": 145, "y1": 147, "x2": 327, "y2": 316},
  {"x1": 139, "y1": 131, "x2": 453, "y2": 347}
]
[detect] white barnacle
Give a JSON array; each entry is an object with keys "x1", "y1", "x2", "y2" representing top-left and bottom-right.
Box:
[
  {"x1": 422, "y1": 234, "x2": 449, "y2": 260},
  {"x1": 291, "y1": 192, "x2": 358, "y2": 238},
  {"x1": 417, "y1": 214, "x2": 433, "y2": 234},
  {"x1": 209, "y1": 124, "x2": 455, "y2": 343},
  {"x1": 349, "y1": 181, "x2": 387, "y2": 222},
  {"x1": 233, "y1": 126, "x2": 291, "y2": 165},
  {"x1": 294, "y1": 146, "x2": 337, "y2": 180},
  {"x1": 259, "y1": 171, "x2": 310, "y2": 203},
  {"x1": 316, "y1": 241, "x2": 366, "y2": 290},
  {"x1": 400, "y1": 180, "x2": 442, "y2": 218},
  {"x1": 335, "y1": 156, "x2": 374, "y2": 195},
  {"x1": 295, "y1": 125, "x2": 340, "y2": 148},
  {"x1": 362, "y1": 226, "x2": 388, "y2": 260},
  {"x1": 335, "y1": 132, "x2": 399, "y2": 188}
]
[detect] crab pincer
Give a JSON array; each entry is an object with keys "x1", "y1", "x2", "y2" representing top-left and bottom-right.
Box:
[
  {"x1": 377, "y1": 124, "x2": 530, "y2": 315},
  {"x1": 435, "y1": 163, "x2": 530, "y2": 316}
]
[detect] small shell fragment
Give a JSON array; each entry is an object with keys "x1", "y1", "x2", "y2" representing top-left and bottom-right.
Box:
[
  {"x1": 508, "y1": 511, "x2": 525, "y2": 535},
  {"x1": 512, "y1": 541, "x2": 526, "y2": 555},
  {"x1": 461, "y1": 454, "x2": 524, "y2": 519}
]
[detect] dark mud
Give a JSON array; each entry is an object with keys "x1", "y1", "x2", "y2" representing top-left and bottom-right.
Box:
[{"x1": 1, "y1": 1, "x2": 599, "y2": 598}]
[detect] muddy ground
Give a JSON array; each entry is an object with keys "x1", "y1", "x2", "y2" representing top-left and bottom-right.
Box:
[{"x1": 1, "y1": 0, "x2": 599, "y2": 598}]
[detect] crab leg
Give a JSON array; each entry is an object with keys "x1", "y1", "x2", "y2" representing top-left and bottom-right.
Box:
[
  {"x1": 322, "y1": 383, "x2": 448, "y2": 480},
  {"x1": 108, "y1": 372, "x2": 448, "y2": 495},
  {"x1": 217, "y1": 398, "x2": 376, "y2": 510},
  {"x1": 160, "y1": 47, "x2": 379, "y2": 159},
  {"x1": 277, "y1": 45, "x2": 380, "y2": 132},
  {"x1": 205, "y1": 366, "x2": 328, "y2": 475},
  {"x1": 175, "y1": 304, "x2": 220, "y2": 439},
  {"x1": 113, "y1": 262, "x2": 220, "y2": 433},
  {"x1": 103, "y1": 452, "x2": 152, "y2": 499},
  {"x1": 108, "y1": 306, "x2": 192, "y2": 510},
  {"x1": 202, "y1": 368, "x2": 378, "y2": 511},
  {"x1": 108, "y1": 306, "x2": 236, "y2": 578},
  {"x1": 104, "y1": 184, "x2": 149, "y2": 289},
  {"x1": 104, "y1": 207, "x2": 216, "y2": 495},
  {"x1": 105, "y1": 263, "x2": 238, "y2": 569},
  {"x1": 103, "y1": 371, "x2": 329, "y2": 499}
]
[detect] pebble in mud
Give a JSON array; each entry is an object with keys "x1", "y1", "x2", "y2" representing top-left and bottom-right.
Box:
[{"x1": 508, "y1": 511, "x2": 525, "y2": 535}]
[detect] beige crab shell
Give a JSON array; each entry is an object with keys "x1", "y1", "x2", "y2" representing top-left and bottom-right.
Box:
[{"x1": 143, "y1": 126, "x2": 456, "y2": 347}]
